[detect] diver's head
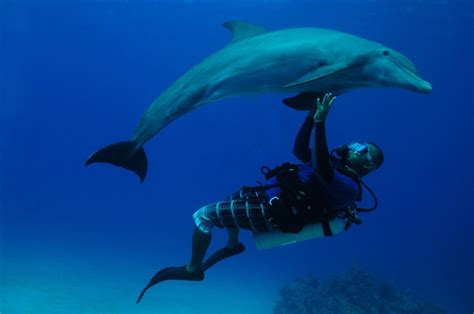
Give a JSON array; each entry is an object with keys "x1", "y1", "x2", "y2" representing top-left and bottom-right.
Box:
[{"x1": 332, "y1": 142, "x2": 384, "y2": 177}]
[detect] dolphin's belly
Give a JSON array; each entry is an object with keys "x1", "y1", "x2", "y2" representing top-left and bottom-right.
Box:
[{"x1": 203, "y1": 62, "x2": 309, "y2": 102}]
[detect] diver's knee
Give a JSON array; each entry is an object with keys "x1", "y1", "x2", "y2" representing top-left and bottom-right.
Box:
[
  {"x1": 193, "y1": 206, "x2": 214, "y2": 235},
  {"x1": 226, "y1": 227, "x2": 239, "y2": 235}
]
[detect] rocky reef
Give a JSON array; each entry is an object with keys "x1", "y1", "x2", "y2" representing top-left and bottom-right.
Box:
[{"x1": 274, "y1": 264, "x2": 446, "y2": 314}]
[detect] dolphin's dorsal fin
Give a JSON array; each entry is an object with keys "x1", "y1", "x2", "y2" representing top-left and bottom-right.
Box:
[
  {"x1": 223, "y1": 20, "x2": 268, "y2": 44},
  {"x1": 285, "y1": 62, "x2": 349, "y2": 88}
]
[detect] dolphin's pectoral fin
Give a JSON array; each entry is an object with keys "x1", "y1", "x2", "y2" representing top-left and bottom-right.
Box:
[
  {"x1": 285, "y1": 62, "x2": 349, "y2": 88},
  {"x1": 282, "y1": 92, "x2": 324, "y2": 111},
  {"x1": 222, "y1": 20, "x2": 268, "y2": 44},
  {"x1": 85, "y1": 141, "x2": 148, "y2": 182}
]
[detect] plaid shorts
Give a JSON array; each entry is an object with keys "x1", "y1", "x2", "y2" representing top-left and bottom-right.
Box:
[{"x1": 193, "y1": 188, "x2": 277, "y2": 234}]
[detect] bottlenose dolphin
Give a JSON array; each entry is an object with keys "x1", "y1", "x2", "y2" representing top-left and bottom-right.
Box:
[{"x1": 85, "y1": 21, "x2": 431, "y2": 181}]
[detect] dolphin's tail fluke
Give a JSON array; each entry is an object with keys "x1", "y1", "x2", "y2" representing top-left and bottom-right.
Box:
[{"x1": 85, "y1": 141, "x2": 148, "y2": 182}]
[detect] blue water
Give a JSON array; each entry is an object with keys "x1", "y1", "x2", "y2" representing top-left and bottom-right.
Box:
[{"x1": 1, "y1": 1, "x2": 473, "y2": 313}]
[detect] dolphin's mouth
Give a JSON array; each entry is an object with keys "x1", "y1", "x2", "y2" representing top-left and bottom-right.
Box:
[
  {"x1": 414, "y1": 79, "x2": 432, "y2": 94},
  {"x1": 393, "y1": 59, "x2": 432, "y2": 93}
]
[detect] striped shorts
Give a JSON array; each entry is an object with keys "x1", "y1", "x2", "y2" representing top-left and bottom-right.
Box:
[{"x1": 193, "y1": 188, "x2": 278, "y2": 235}]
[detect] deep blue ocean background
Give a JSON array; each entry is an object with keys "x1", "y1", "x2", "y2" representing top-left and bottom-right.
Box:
[{"x1": 1, "y1": 0, "x2": 473, "y2": 313}]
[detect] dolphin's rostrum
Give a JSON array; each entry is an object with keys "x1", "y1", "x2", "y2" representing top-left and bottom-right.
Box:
[{"x1": 85, "y1": 21, "x2": 432, "y2": 181}]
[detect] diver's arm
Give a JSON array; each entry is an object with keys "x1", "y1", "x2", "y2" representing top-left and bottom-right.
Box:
[
  {"x1": 312, "y1": 93, "x2": 337, "y2": 182},
  {"x1": 313, "y1": 121, "x2": 334, "y2": 182},
  {"x1": 293, "y1": 115, "x2": 314, "y2": 163}
]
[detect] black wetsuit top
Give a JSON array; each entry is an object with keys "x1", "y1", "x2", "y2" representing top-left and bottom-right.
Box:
[
  {"x1": 293, "y1": 116, "x2": 334, "y2": 182},
  {"x1": 291, "y1": 116, "x2": 360, "y2": 210}
]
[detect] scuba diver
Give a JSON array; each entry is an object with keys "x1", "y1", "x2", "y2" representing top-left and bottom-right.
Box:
[{"x1": 136, "y1": 93, "x2": 384, "y2": 303}]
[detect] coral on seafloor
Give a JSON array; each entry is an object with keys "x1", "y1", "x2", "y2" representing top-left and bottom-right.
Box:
[{"x1": 274, "y1": 264, "x2": 446, "y2": 314}]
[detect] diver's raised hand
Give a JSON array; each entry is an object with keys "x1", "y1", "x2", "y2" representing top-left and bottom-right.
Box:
[{"x1": 313, "y1": 93, "x2": 336, "y2": 123}]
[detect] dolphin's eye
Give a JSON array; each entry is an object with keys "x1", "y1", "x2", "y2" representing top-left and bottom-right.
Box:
[{"x1": 382, "y1": 50, "x2": 390, "y2": 56}]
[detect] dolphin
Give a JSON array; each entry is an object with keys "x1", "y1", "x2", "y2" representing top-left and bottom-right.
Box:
[{"x1": 85, "y1": 21, "x2": 431, "y2": 181}]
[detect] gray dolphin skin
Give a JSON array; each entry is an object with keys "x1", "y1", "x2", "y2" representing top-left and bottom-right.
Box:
[{"x1": 85, "y1": 21, "x2": 432, "y2": 181}]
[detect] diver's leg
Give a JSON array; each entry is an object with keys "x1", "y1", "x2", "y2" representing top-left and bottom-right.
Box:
[
  {"x1": 203, "y1": 190, "x2": 272, "y2": 271},
  {"x1": 136, "y1": 226, "x2": 207, "y2": 304},
  {"x1": 187, "y1": 227, "x2": 212, "y2": 272},
  {"x1": 202, "y1": 228, "x2": 245, "y2": 271},
  {"x1": 226, "y1": 227, "x2": 240, "y2": 248},
  {"x1": 136, "y1": 206, "x2": 216, "y2": 303},
  {"x1": 202, "y1": 227, "x2": 245, "y2": 272}
]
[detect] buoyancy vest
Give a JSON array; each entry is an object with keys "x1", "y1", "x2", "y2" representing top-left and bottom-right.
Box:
[
  {"x1": 264, "y1": 163, "x2": 360, "y2": 209},
  {"x1": 259, "y1": 162, "x2": 341, "y2": 234}
]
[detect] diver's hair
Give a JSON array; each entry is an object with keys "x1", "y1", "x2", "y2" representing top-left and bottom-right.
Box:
[{"x1": 366, "y1": 142, "x2": 384, "y2": 169}]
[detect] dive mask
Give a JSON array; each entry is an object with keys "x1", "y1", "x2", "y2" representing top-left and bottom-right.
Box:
[{"x1": 348, "y1": 143, "x2": 375, "y2": 169}]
